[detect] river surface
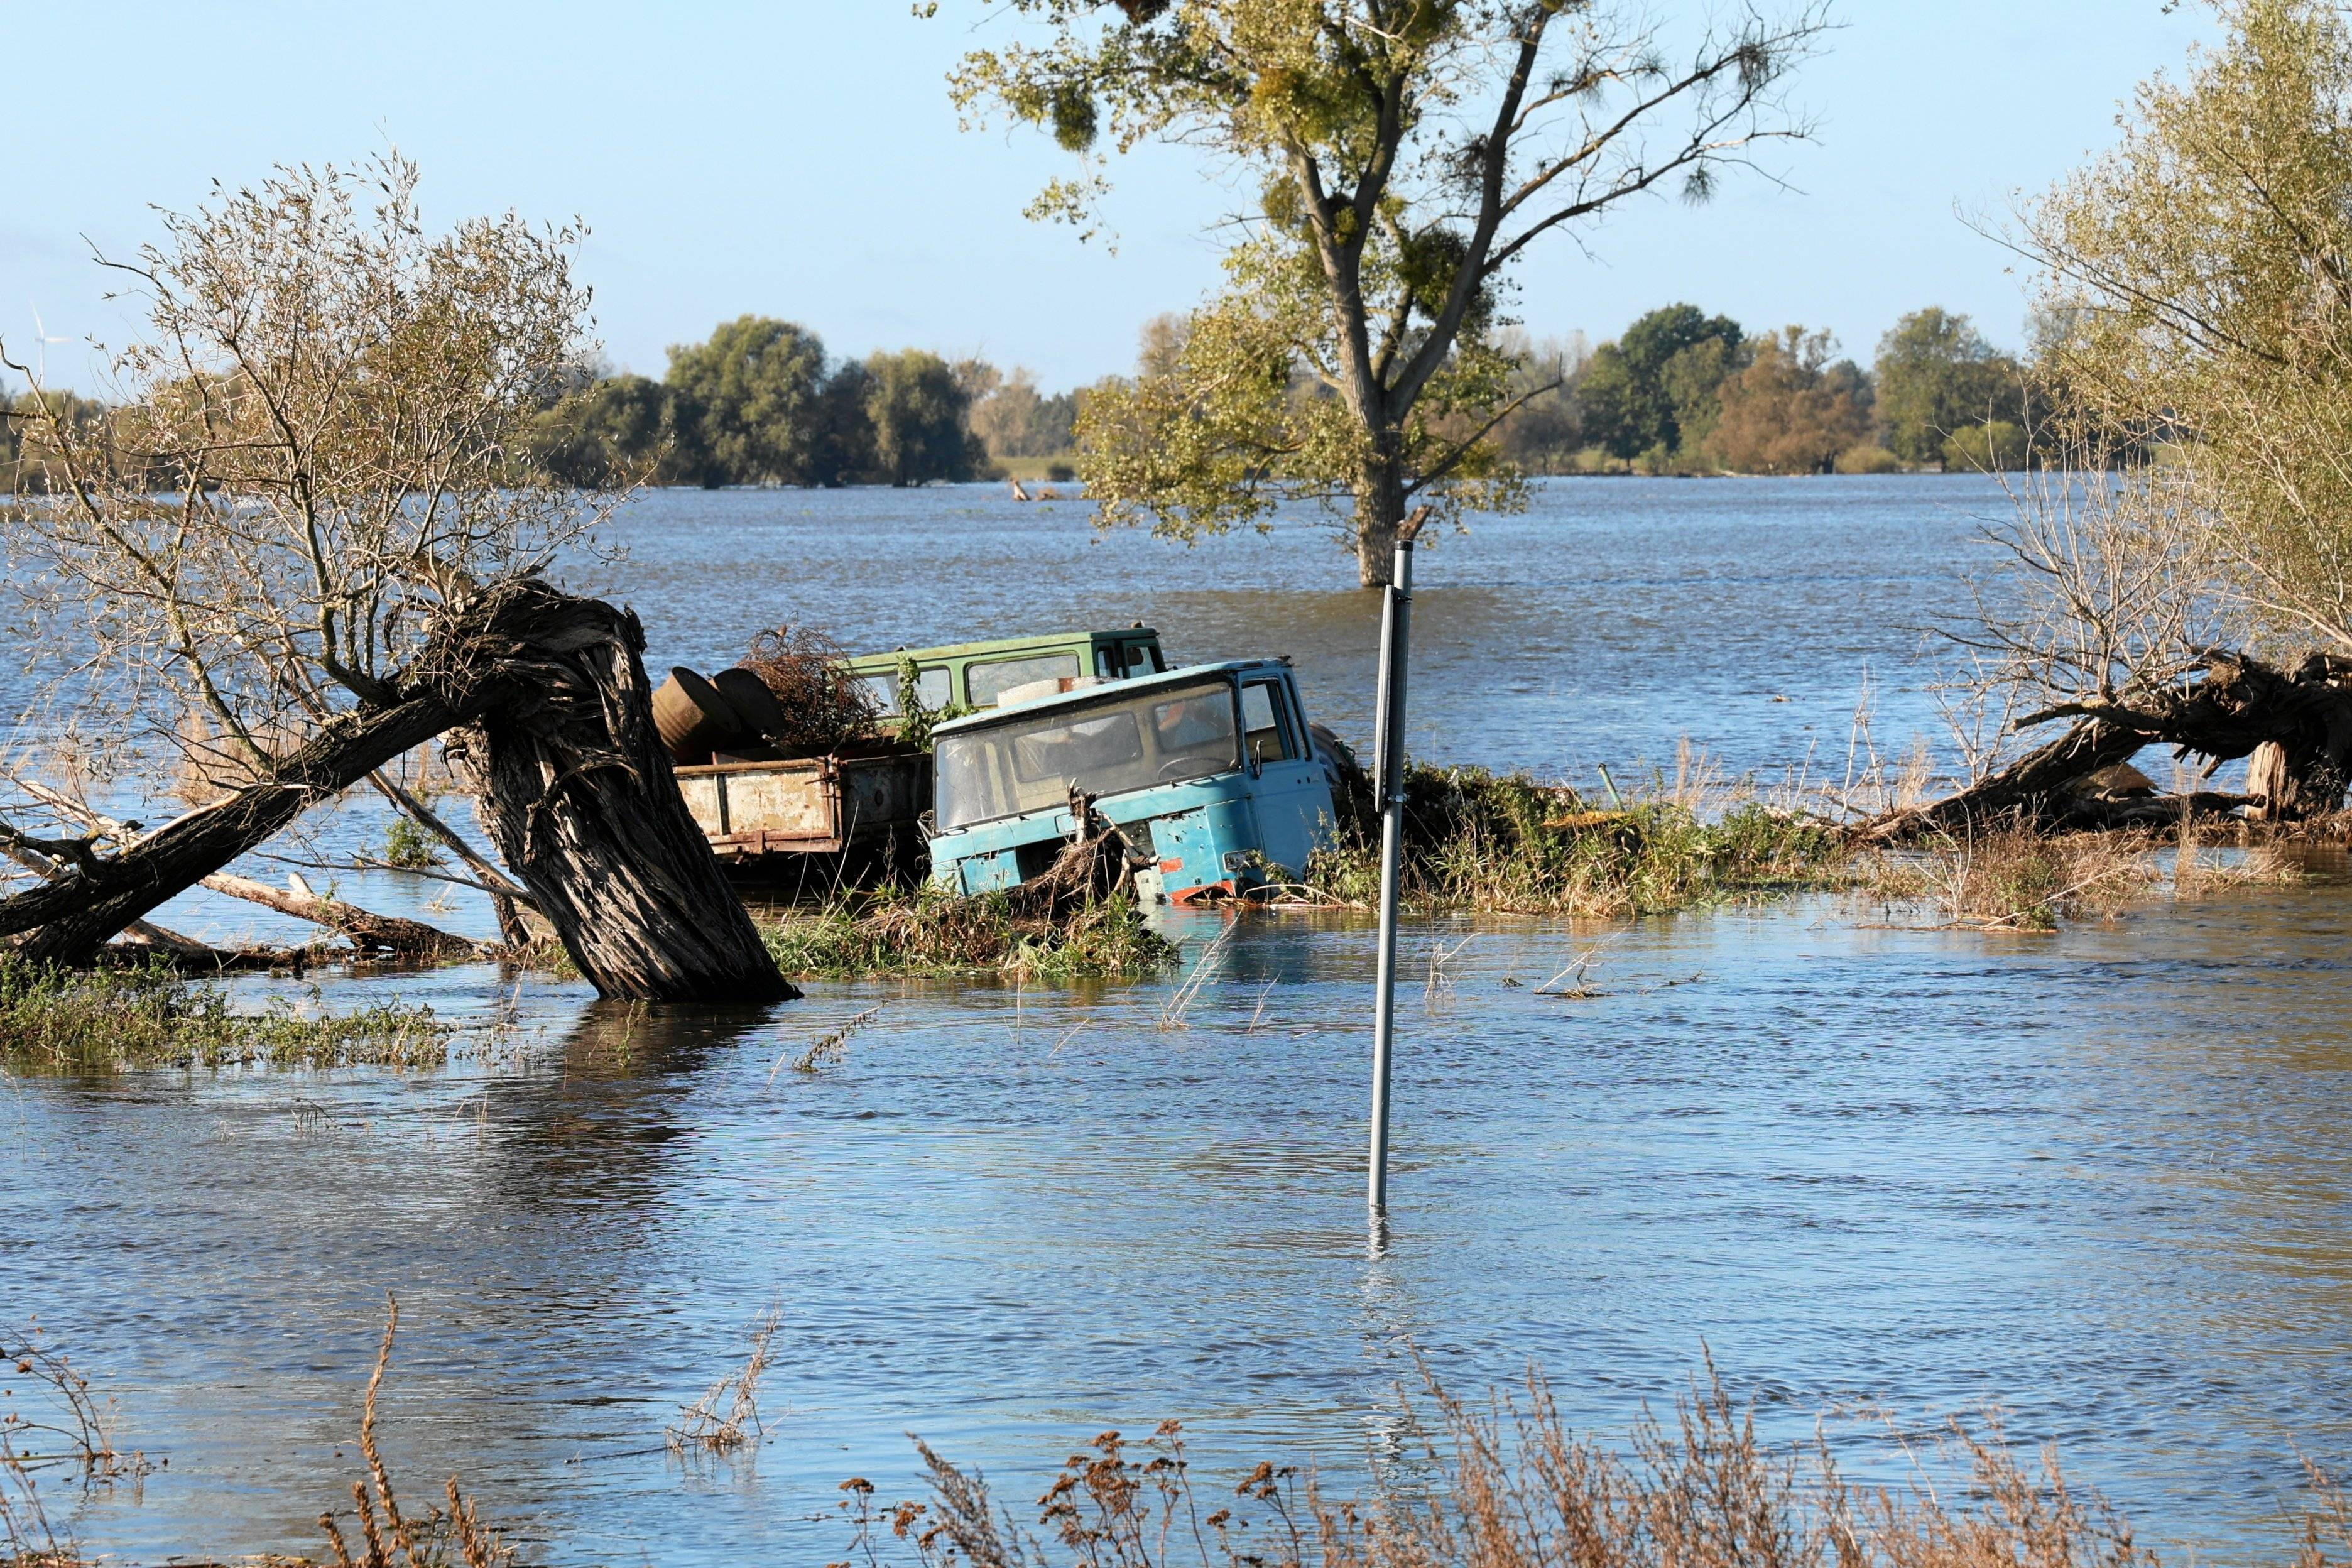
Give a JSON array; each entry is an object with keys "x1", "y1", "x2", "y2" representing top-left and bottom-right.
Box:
[{"x1": 6, "y1": 479, "x2": 2349, "y2": 1565}]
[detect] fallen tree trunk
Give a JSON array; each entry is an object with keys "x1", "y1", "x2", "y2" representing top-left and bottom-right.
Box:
[
  {"x1": 1863, "y1": 651, "x2": 2352, "y2": 842},
  {"x1": 0, "y1": 580, "x2": 795, "y2": 1003},
  {"x1": 199, "y1": 873, "x2": 489, "y2": 962},
  {"x1": 1, "y1": 697, "x2": 459, "y2": 964},
  {"x1": 9, "y1": 781, "x2": 487, "y2": 964}
]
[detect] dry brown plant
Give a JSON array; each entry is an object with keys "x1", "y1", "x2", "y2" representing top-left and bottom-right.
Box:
[
  {"x1": 776, "y1": 1004, "x2": 886, "y2": 1079},
  {"x1": 739, "y1": 624, "x2": 883, "y2": 755},
  {"x1": 0, "y1": 1322, "x2": 141, "y2": 1567},
  {"x1": 845, "y1": 1355, "x2": 2337, "y2": 1568},
  {"x1": 666, "y1": 1310, "x2": 780, "y2": 1457},
  {"x1": 316, "y1": 1295, "x2": 512, "y2": 1568}
]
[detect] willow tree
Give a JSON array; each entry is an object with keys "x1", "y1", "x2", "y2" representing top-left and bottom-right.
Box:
[
  {"x1": 949, "y1": 0, "x2": 1832, "y2": 585},
  {"x1": 0, "y1": 153, "x2": 788, "y2": 997},
  {"x1": 1873, "y1": 0, "x2": 2352, "y2": 834},
  {"x1": 2025, "y1": 0, "x2": 2352, "y2": 647}
]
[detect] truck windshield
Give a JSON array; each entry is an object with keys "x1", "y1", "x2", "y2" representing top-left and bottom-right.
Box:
[{"x1": 935, "y1": 679, "x2": 1239, "y2": 830}]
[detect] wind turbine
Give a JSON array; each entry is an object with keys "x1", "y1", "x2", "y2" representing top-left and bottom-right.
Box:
[{"x1": 26, "y1": 308, "x2": 69, "y2": 384}]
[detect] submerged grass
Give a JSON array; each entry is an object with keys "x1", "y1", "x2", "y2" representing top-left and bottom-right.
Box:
[
  {"x1": 1302, "y1": 763, "x2": 1849, "y2": 918},
  {"x1": 760, "y1": 886, "x2": 1177, "y2": 981},
  {"x1": 0, "y1": 956, "x2": 451, "y2": 1074}
]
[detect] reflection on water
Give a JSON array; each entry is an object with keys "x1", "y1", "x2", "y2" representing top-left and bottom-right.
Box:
[
  {"x1": 10, "y1": 891, "x2": 2352, "y2": 1564},
  {"x1": 6, "y1": 480, "x2": 2349, "y2": 1564}
]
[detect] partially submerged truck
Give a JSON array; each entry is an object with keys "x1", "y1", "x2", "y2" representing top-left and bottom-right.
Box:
[
  {"x1": 842, "y1": 627, "x2": 1167, "y2": 716},
  {"x1": 925, "y1": 659, "x2": 1339, "y2": 904},
  {"x1": 668, "y1": 627, "x2": 1168, "y2": 869}
]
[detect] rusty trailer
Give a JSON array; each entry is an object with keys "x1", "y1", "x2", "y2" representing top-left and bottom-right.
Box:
[{"x1": 674, "y1": 747, "x2": 927, "y2": 864}]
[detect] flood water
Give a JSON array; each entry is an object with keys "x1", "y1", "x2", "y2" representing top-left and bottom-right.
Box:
[{"x1": 8, "y1": 479, "x2": 2350, "y2": 1565}]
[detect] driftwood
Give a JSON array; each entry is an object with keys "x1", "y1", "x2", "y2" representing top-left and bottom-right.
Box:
[
  {"x1": 0, "y1": 696, "x2": 460, "y2": 965},
  {"x1": 0, "y1": 581, "x2": 795, "y2": 1003},
  {"x1": 1863, "y1": 651, "x2": 2352, "y2": 842},
  {"x1": 1000, "y1": 789, "x2": 1140, "y2": 920},
  {"x1": 199, "y1": 873, "x2": 488, "y2": 962}
]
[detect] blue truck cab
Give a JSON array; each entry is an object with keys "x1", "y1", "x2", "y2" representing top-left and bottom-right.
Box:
[{"x1": 927, "y1": 660, "x2": 1337, "y2": 903}]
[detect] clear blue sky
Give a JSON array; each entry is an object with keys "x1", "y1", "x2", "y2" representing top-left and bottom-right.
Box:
[{"x1": 3, "y1": 2, "x2": 2214, "y2": 395}]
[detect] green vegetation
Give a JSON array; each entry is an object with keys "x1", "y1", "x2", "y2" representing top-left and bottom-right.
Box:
[
  {"x1": 760, "y1": 886, "x2": 1177, "y2": 981},
  {"x1": 526, "y1": 318, "x2": 987, "y2": 489},
  {"x1": 381, "y1": 813, "x2": 445, "y2": 870},
  {"x1": 0, "y1": 956, "x2": 451, "y2": 1072},
  {"x1": 1305, "y1": 763, "x2": 1846, "y2": 917},
  {"x1": 948, "y1": 0, "x2": 1833, "y2": 584},
  {"x1": 2024, "y1": 0, "x2": 2352, "y2": 648},
  {"x1": 1873, "y1": 307, "x2": 2028, "y2": 467},
  {"x1": 13, "y1": 291, "x2": 2072, "y2": 499},
  {"x1": 1496, "y1": 303, "x2": 2035, "y2": 476}
]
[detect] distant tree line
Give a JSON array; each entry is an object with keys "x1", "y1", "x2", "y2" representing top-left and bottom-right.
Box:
[
  {"x1": 0, "y1": 303, "x2": 2061, "y2": 494},
  {"x1": 525, "y1": 317, "x2": 988, "y2": 488},
  {"x1": 1493, "y1": 304, "x2": 2038, "y2": 475}
]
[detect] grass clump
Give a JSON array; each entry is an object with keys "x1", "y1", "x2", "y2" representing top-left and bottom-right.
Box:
[
  {"x1": 761, "y1": 885, "x2": 1177, "y2": 981},
  {"x1": 1304, "y1": 763, "x2": 1846, "y2": 917},
  {"x1": 842, "y1": 1356, "x2": 2352, "y2": 1568},
  {"x1": 0, "y1": 956, "x2": 450, "y2": 1073}
]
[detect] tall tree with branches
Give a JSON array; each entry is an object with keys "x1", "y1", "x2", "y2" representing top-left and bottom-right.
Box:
[{"x1": 949, "y1": 0, "x2": 1833, "y2": 585}]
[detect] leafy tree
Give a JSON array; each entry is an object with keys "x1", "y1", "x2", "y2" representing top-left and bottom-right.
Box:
[
  {"x1": 864, "y1": 349, "x2": 985, "y2": 486},
  {"x1": 2024, "y1": 0, "x2": 2352, "y2": 643},
  {"x1": 815, "y1": 361, "x2": 880, "y2": 486},
  {"x1": 971, "y1": 366, "x2": 1081, "y2": 459},
  {"x1": 1493, "y1": 331, "x2": 1590, "y2": 473},
  {"x1": 526, "y1": 373, "x2": 670, "y2": 487},
  {"x1": 663, "y1": 316, "x2": 833, "y2": 486},
  {"x1": 1941, "y1": 419, "x2": 2029, "y2": 472},
  {"x1": 950, "y1": 1, "x2": 1831, "y2": 585},
  {"x1": 2, "y1": 388, "x2": 120, "y2": 492},
  {"x1": 1873, "y1": 308, "x2": 2023, "y2": 466},
  {"x1": 1579, "y1": 304, "x2": 1745, "y2": 460},
  {"x1": 1703, "y1": 327, "x2": 1873, "y2": 474}
]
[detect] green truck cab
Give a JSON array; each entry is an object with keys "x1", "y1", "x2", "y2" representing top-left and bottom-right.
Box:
[
  {"x1": 925, "y1": 659, "x2": 1336, "y2": 904},
  {"x1": 844, "y1": 628, "x2": 1166, "y2": 715}
]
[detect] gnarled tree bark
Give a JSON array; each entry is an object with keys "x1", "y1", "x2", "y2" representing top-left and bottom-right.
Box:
[
  {"x1": 418, "y1": 582, "x2": 795, "y2": 1003},
  {"x1": 1, "y1": 581, "x2": 795, "y2": 1003}
]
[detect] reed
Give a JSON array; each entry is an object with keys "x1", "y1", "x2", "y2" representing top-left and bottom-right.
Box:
[
  {"x1": 845, "y1": 1358, "x2": 2352, "y2": 1568},
  {"x1": 0, "y1": 956, "x2": 452, "y2": 1073},
  {"x1": 665, "y1": 1310, "x2": 780, "y2": 1457},
  {"x1": 315, "y1": 1296, "x2": 511, "y2": 1568}
]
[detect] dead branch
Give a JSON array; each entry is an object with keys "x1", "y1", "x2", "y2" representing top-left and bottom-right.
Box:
[{"x1": 199, "y1": 873, "x2": 487, "y2": 962}]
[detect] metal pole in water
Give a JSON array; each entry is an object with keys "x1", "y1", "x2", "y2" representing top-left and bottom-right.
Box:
[{"x1": 1368, "y1": 521, "x2": 1420, "y2": 1216}]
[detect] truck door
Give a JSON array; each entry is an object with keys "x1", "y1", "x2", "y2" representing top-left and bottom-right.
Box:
[{"x1": 1239, "y1": 674, "x2": 1334, "y2": 878}]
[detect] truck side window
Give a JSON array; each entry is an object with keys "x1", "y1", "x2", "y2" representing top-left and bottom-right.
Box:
[
  {"x1": 967, "y1": 652, "x2": 1082, "y2": 707},
  {"x1": 1096, "y1": 646, "x2": 1121, "y2": 679},
  {"x1": 915, "y1": 667, "x2": 952, "y2": 709},
  {"x1": 1241, "y1": 680, "x2": 1298, "y2": 764}
]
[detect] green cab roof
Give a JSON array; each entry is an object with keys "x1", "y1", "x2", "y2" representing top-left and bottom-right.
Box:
[
  {"x1": 842, "y1": 628, "x2": 1159, "y2": 674},
  {"x1": 928, "y1": 660, "x2": 1284, "y2": 737}
]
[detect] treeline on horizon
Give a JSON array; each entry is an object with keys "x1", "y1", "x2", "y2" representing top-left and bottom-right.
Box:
[{"x1": 0, "y1": 302, "x2": 2044, "y2": 493}]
